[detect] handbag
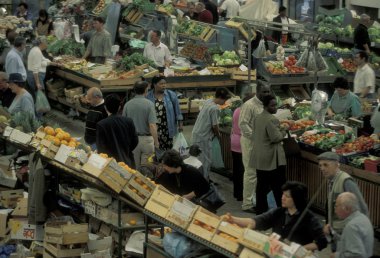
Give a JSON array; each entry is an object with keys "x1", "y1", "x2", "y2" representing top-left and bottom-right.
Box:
[{"x1": 282, "y1": 130, "x2": 301, "y2": 157}]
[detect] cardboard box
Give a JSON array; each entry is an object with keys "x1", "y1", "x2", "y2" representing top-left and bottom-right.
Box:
[
  {"x1": 82, "y1": 155, "x2": 133, "y2": 193},
  {"x1": 165, "y1": 196, "x2": 198, "y2": 229},
  {"x1": 9, "y1": 129, "x2": 33, "y2": 145},
  {"x1": 238, "y1": 229, "x2": 269, "y2": 254},
  {"x1": 40, "y1": 144, "x2": 60, "y2": 160},
  {"x1": 211, "y1": 221, "x2": 244, "y2": 254},
  {"x1": 123, "y1": 171, "x2": 156, "y2": 206},
  {"x1": 187, "y1": 207, "x2": 220, "y2": 241},
  {"x1": 144, "y1": 186, "x2": 176, "y2": 218},
  {"x1": 44, "y1": 221, "x2": 88, "y2": 245},
  {"x1": 12, "y1": 198, "x2": 28, "y2": 217},
  {"x1": 29, "y1": 129, "x2": 46, "y2": 149},
  {"x1": 0, "y1": 189, "x2": 23, "y2": 208},
  {"x1": 8, "y1": 218, "x2": 44, "y2": 241}
]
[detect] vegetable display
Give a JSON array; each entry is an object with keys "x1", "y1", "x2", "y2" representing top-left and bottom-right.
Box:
[
  {"x1": 334, "y1": 136, "x2": 376, "y2": 154},
  {"x1": 293, "y1": 105, "x2": 312, "y2": 119},
  {"x1": 119, "y1": 53, "x2": 155, "y2": 71},
  {"x1": 47, "y1": 39, "x2": 85, "y2": 58},
  {"x1": 212, "y1": 51, "x2": 240, "y2": 66}
]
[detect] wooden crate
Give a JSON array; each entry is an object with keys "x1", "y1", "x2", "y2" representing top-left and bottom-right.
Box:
[
  {"x1": 0, "y1": 189, "x2": 23, "y2": 208},
  {"x1": 202, "y1": 28, "x2": 216, "y2": 42},
  {"x1": 82, "y1": 155, "x2": 133, "y2": 193},
  {"x1": 165, "y1": 195, "x2": 198, "y2": 229},
  {"x1": 187, "y1": 207, "x2": 220, "y2": 241},
  {"x1": 238, "y1": 228, "x2": 269, "y2": 254},
  {"x1": 29, "y1": 129, "x2": 46, "y2": 148},
  {"x1": 144, "y1": 186, "x2": 176, "y2": 218},
  {"x1": 239, "y1": 247, "x2": 265, "y2": 258},
  {"x1": 211, "y1": 221, "x2": 244, "y2": 254},
  {"x1": 44, "y1": 242, "x2": 85, "y2": 258},
  {"x1": 44, "y1": 221, "x2": 88, "y2": 245},
  {"x1": 125, "y1": 9, "x2": 143, "y2": 23},
  {"x1": 65, "y1": 157, "x2": 82, "y2": 170},
  {"x1": 228, "y1": 68, "x2": 256, "y2": 81},
  {"x1": 40, "y1": 144, "x2": 60, "y2": 160},
  {"x1": 123, "y1": 171, "x2": 156, "y2": 206}
]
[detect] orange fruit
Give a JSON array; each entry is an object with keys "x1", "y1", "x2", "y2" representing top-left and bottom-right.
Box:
[
  {"x1": 53, "y1": 138, "x2": 60, "y2": 146},
  {"x1": 68, "y1": 142, "x2": 76, "y2": 148},
  {"x1": 63, "y1": 132, "x2": 71, "y2": 141},
  {"x1": 69, "y1": 137, "x2": 77, "y2": 143},
  {"x1": 44, "y1": 126, "x2": 55, "y2": 136},
  {"x1": 55, "y1": 132, "x2": 64, "y2": 140},
  {"x1": 99, "y1": 153, "x2": 108, "y2": 158},
  {"x1": 129, "y1": 219, "x2": 137, "y2": 226},
  {"x1": 118, "y1": 162, "x2": 126, "y2": 166},
  {"x1": 55, "y1": 128, "x2": 63, "y2": 134},
  {"x1": 61, "y1": 140, "x2": 68, "y2": 146}
]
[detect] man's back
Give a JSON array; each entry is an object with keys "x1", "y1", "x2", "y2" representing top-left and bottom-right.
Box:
[
  {"x1": 123, "y1": 96, "x2": 156, "y2": 134},
  {"x1": 85, "y1": 103, "x2": 107, "y2": 145},
  {"x1": 192, "y1": 99, "x2": 219, "y2": 140}
]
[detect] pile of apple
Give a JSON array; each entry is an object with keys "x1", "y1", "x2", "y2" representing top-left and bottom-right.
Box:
[
  {"x1": 334, "y1": 136, "x2": 375, "y2": 154},
  {"x1": 340, "y1": 59, "x2": 357, "y2": 73},
  {"x1": 284, "y1": 55, "x2": 306, "y2": 74},
  {"x1": 281, "y1": 120, "x2": 315, "y2": 131}
]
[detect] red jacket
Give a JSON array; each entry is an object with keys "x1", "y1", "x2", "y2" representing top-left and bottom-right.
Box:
[{"x1": 198, "y1": 9, "x2": 213, "y2": 24}]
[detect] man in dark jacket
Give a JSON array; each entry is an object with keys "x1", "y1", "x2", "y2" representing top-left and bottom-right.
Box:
[
  {"x1": 272, "y1": 6, "x2": 291, "y2": 44},
  {"x1": 96, "y1": 94, "x2": 138, "y2": 168},
  {"x1": 84, "y1": 87, "x2": 108, "y2": 150},
  {"x1": 353, "y1": 14, "x2": 371, "y2": 54}
]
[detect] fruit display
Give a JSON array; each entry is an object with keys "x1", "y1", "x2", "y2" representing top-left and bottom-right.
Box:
[
  {"x1": 43, "y1": 126, "x2": 80, "y2": 148},
  {"x1": 206, "y1": 67, "x2": 226, "y2": 75},
  {"x1": 299, "y1": 129, "x2": 350, "y2": 151},
  {"x1": 339, "y1": 58, "x2": 356, "y2": 73},
  {"x1": 180, "y1": 43, "x2": 208, "y2": 60},
  {"x1": 62, "y1": 59, "x2": 88, "y2": 71},
  {"x1": 212, "y1": 51, "x2": 240, "y2": 66},
  {"x1": 284, "y1": 55, "x2": 307, "y2": 74},
  {"x1": 334, "y1": 136, "x2": 376, "y2": 154},
  {"x1": 96, "y1": 70, "x2": 142, "y2": 80},
  {"x1": 92, "y1": 0, "x2": 106, "y2": 15},
  {"x1": 265, "y1": 61, "x2": 288, "y2": 75},
  {"x1": 281, "y1": 120, "x2": 315, "y2": 131}
]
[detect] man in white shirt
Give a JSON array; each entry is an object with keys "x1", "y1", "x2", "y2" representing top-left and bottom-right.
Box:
[
  {"x1": 143, "y1": 30, "x2": 172, "y2": 70},
  {"x1": 5, "y1": 37, "x2": 27, "y2": 81},
  {"x1": 219, "y1": 0, "x2": 240, "y2": 19},
  {"x1": 27, "y1": 36, "x2": 51, "y2": 91},
  {"x1": 353, "y1": 51, "x2": 375, "y2": 98}
]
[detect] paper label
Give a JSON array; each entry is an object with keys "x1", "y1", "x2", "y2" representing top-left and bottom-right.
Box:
[
  {"x1": 171, "y1": 199, "x2": 194, "y2": 220},
  {"x1": 54, "y1": 145, "x2": 75, "y2": 164},
  {"x1": 239, "y1": 64, "x2": 248, "y2": 71},
  {"x1": 87, "y1": 154, "x2": 108, "y2": 170},
  {"x1": 3, "y1": 126, "x2": 13, "y2": 137}
]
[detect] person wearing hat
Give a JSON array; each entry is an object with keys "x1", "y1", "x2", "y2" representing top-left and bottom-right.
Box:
[
  {"x1": 317, "y1": 151, "x2": 368, "y2": 252},
  {"x1": 8, "y1": 73, "x2": 35, "y2": 118}
]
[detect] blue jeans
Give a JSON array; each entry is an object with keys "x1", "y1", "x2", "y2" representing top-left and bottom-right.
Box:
[{"x1": 27, "y1": 71, "x2": 46, "y2": 92}]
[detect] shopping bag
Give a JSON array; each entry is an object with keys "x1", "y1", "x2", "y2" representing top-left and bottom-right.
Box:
[
  {"x1": 35, "y1": 90, "x2": 51, "y2": 114},
  {"x1": 211, "y1": 138, "x2": 224, "y2": 168},
  {"x1": 283, "y1": 131, "x2": 300, "y2": 157},
  {"x1": 252, "y1": 39, "x2": 267, "y2": 58},
  {"x1": 172, "y1": 132, "x2": 188, "y2": 156}
]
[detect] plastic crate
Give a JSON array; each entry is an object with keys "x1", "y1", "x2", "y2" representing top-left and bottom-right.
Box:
[{"x1": 364, "y1": 159, "x2": 380, "y2": 173}]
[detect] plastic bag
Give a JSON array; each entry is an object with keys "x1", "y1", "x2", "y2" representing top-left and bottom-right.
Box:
[
  {"x1": 211, "y1": 138, "x2": 224, "y2": 168},
  {"x1": 172, "y1": 133, "x2": 188, "y2": 156},
  {"x1": 252, "y1": 39, "x2": 267, "y2": 58},
  {"x1": 35, "y1": 90, "x2": 51, "y2": 114},
  {"x1": 163, "y1": 232, "x2": 196, "y2": 258}
]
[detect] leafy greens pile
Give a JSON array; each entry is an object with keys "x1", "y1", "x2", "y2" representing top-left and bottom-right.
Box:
[
  {"x1": 119, "y1": 53, "x2": 155, "y2": 71},
  {"x1": 47, "y1": 38, "x2": 85, "y2": 58}
]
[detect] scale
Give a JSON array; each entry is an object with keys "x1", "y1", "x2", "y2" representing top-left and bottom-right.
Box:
[{"x1": 348, "y1": 117, "x2": 364, "y2": 138}]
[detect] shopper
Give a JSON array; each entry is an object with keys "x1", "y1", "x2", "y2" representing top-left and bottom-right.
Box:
[
  {"x1": 35, "y1": 9, "x2": 54, "y2": 36},
  {"x1": 123, "y1": 81, "x2": 159, "y2": 169},
  {"x1": 84, "y1": 87, "x2": 108, "y2": 150},
  {"x1": 201, "y1": 0, "x2": 218, "y2": 24},
  {"x1": 5, "y1": 37, "x2": 27, "y2": 81},
  {"x1": 317, "y1": 151, "x2": 368, "y2": 252},
  {"x1": 272, "y1": 6, "x2": 291, "y2": 45},
  {"x1": 250, "y1": 95, "x2": 287, "y2": 215},
  {"x1": 184, "y1": 2, "x2": 198, "y2": 20},
  {"x1": 156, "y1": 149, "x2": 210, "y2": 200},
  {"x1": 192, "y1": 88, "x2": 230, "y2": 180},
  {"x1": 224, "y1": 181, "x2": 327, "y2": 251},
  {"x1": 27, "y1": 36, "x2": 51, "y2": 91},
  {"x1": 353, "y1": 51, "x2": 375, "y2": 98},
  {"x1": 354, "y1": 14, "x2": 371, "y2": 54},
  {"x1": 327, "y1": 77, "x2": 362, "y2": 119},
  {"x1": 0, "y1": 29, "x2": 17, "y2": 70},
  {"x1": 83, "y1": 17, "x2": 112, "y2": 64},
  {"x1": 0, "y1": 72, "x2": 15, "y2": 109},
  {"x1": 7, "y1": 73, "x2": 35, "y2": 118},
  {"x1": 219, "y1": 0, "x2": 240, "y2": 19},
  {"x1": 143, "y1": 30, "x2": 172, "y2": 71},
  {"x1": 195, "y1": 2, "x2": 213, "y2": 24},
  {"x1": 332, "y1": 192, "x2": 374, "y2": 258},
  {"x1": 238, "y1": 83, "x2": 271, "y2": 213},
  {"x1": 231, "y1": 94, "x2": 253, "y2": 201},
  {"x1": 146, "y1": 76, "x2": 183, "y2": 150},
  {"x1": 15, "y1": 3, "x2": 32, "y2": 20},
  {"x1": 96, "y1": 94, "x2": 138, "y2": 168}
]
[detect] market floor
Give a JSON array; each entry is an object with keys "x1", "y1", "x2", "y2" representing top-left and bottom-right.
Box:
[{"x1": 44, "y1": 109, "x2": 380, "y2": 257}]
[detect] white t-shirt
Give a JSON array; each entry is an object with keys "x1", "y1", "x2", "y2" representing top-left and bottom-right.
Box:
[
  {"x1": 27, "y1": 46, "x2": 50, "y2": 73},
  {"x1": 281, "y1": 16, "x2": 289, "y2": 34},
  {"x1": 220, "y1": 0, "x2": 240, "y2": 18},
  {"x1": 143, "y1": 42, "x2": 172, "y2": 67},
  {"x1": 354, "y1": 63, "x2": 375, "y2": 94}
]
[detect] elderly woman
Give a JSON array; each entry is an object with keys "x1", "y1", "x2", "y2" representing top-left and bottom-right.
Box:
[
  {"x1": 146, "y1": 76, "x2": 183, "y2": 150},
  {"x1": 8, "y1": 73, "x2": 35, "y2": 118},
  {"x1": 327, "y1": 77, "x2": 362, "y2": 119},
  {"x1": 223, "y1": 181, "x2": 327, "y2": 251},
  {"x1": 27, "y1": 36, "x2": 51, "y2": 91}
]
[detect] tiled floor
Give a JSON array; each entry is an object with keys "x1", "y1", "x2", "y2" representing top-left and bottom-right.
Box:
[{"x1": 45, "y1": 109, "x2": 380, "y2": 257}]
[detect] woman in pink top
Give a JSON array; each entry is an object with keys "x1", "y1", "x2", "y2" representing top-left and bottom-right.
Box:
[{"x1": 231, "y1": 95, "x2": 253, "y2": 201}]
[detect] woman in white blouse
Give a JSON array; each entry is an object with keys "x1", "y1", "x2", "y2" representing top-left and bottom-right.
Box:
[{"x1": 27, "y1": 36, "x2": 50, "y2": 91}]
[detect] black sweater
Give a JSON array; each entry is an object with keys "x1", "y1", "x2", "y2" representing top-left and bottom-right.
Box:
[{"x1": 84, "y1": 103, "x2": 108, "y2": 145}]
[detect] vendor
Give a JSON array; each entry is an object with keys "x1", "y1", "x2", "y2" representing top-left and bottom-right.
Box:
[
  {"x1": 327, "y1": 77, "x2": 362, "y2": 119},
  {"x1": 353, "y1": 51, "x2": 375, "y2": 98},
  {"x1": 272, "y1": 6, "x2": 291, "y2": 45},
  {"x1": 7, "y1": 73, "x2": 35, "y2": 118},
  {"x1": 143, "y1": 30, "x2": 172, "y2": 71},
  {"x1": 223, "y1": 181, "x2": 327, "y2": 252},
  {"x1": 156, "y1": 149, "x2": 210, "y2": 200},
  {"x1": 83, "y1": 17, "x2": 112, "y2": 64}
]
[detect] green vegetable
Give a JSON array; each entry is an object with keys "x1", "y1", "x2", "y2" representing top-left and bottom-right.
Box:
[
  {"x1": 10, "y1": 111, "x2": 41, "y2": 133},
  {"x1": 118, "y1": 53, "x2": 155, "y2": 71},
  {"x1": 47, "y1": 38, "x2": 85, "y2": 58}
]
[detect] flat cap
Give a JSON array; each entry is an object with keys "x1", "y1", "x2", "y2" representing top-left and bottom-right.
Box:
[{"x1": 317, "y1": 152, "x2": 340, "y2": 161}]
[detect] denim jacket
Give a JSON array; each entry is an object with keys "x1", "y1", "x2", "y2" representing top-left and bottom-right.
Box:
[{"x1": 146, "y1": 89, "x2": 183, "y2": 138}]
